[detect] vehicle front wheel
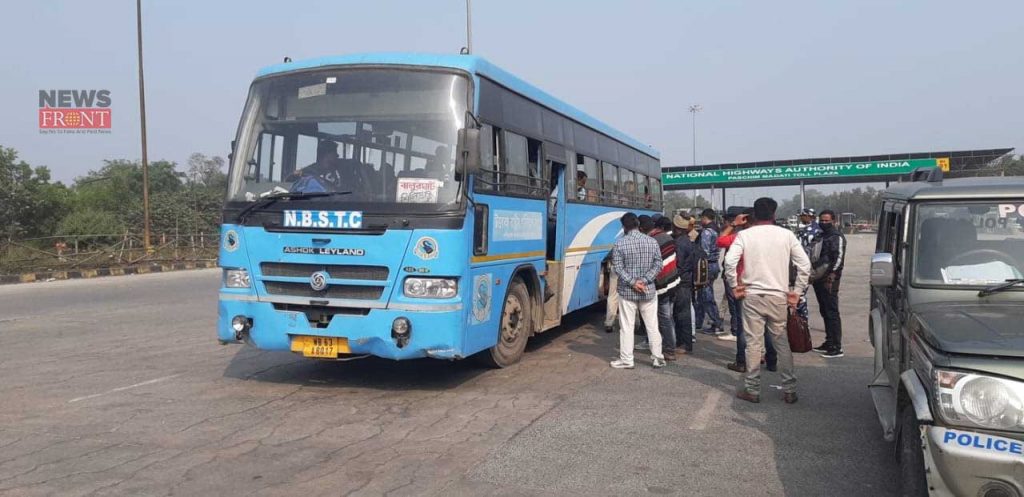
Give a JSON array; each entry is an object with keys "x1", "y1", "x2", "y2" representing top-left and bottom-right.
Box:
[
  {"x1": 480, "y1": 278, "x2": 532, "y2": 368},
  {"x1": 898, "y1": 405, "x2": 929, "y2": 497}
]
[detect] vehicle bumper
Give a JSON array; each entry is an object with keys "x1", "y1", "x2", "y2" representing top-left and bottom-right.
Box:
[
  {"x1": 924, "y1": 425, "x2": 1024, "y2": 497},
  {"x1": 218, "y1": 296, "x2": 466, "y2": 360}
]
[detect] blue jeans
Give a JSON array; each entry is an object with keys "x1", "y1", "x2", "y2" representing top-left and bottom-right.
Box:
[
  {"x1": 737, "y1": 326, "x2": 778, "y2": 366},
  {"x1": 694, "y1": 264, "x2": 722, "y2": 331},
  {"x1": 796, "y1": 287, "x2": 810, "y2": 321},
  {"x1": 658, "y1": 295, "x2": 675, "y2": 354}
]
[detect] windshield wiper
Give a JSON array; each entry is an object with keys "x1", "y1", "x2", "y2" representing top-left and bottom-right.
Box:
[
  {"x1": 235, "y1": 191, "x2": 352, "y2": 223},
  {"x1": 978, "y1": 279, "x2": 1024, "y2": 297}
]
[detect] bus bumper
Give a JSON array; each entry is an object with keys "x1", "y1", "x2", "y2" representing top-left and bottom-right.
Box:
[
  {"x1": 923, "y1": 425, "x2": 1024, "y2": 497},
  {"x1": 218, "y1": 297, "x2": 466, "y2": 360}
]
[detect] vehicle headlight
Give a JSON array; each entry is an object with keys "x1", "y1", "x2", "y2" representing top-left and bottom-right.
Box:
[
  {"x1": 224, "y1": 269, "x2": 251, "y2": 288},
  {"x1": 403, "y1": 277, "x2": 457, "y2": 298},
  {"x1": 935, "y1": 369, "x2": 1024, "y2": 431}
]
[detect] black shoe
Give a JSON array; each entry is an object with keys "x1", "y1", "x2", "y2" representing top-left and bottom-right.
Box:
[
  {"x1": 726, "y1": 362, "x2": 746, "y2": 373},
  {"x1": 604, "y1": 325, "x2": 614, "y2": 334},
  {"x1": 783, "y1": 392, "x2": 798, "y2": 404},
  {"x1": 766, "y1": 363, "x2": 778, "y2": 372},
  {"x1": 820, "y1": 349, "x2": 844, "y2": 358},
  {"x1": 812, "y1": 342, "x2": 829, "y2": 353}
]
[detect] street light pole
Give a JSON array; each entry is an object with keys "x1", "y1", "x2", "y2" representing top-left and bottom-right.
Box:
[
  {"x1": 465, "y1": 0, "x2": 473, "y2": 54},
  {"x1": 136, "y1": 0, "x2": 152, "y2": 253},
  {"x1": 689, "y1": 104, "x2": 702, "y2": 209}
]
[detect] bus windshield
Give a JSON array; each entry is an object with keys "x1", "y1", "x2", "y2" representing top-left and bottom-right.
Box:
[
  {"x1": 913, "y1": 201, "x2": 1024, "y2": 287},
  {"x1": 227, "y1": 68, "x2": 471, "y2": 213}
]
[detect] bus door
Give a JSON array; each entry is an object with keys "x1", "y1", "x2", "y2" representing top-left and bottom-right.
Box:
[{"x1": 542, "y1": 145, "x2": 568, "y2": 331}]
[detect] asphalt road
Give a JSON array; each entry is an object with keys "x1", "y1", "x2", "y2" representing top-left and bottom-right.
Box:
[{"x1": 0, "y1": 234, "x2": 897, "y2": 497}]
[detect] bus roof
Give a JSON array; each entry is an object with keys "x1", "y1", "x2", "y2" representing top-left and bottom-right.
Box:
[{"x1": 256, "y1": 53, "x2": 660, "y2": 160}]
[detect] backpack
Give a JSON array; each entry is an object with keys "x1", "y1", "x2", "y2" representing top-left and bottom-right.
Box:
[{"x1": 692, "y1": 240, "x2": 710, "y2": 288}]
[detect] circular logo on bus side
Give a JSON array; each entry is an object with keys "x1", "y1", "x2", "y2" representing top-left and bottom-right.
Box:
[
  {"x1": 223, "y1": 230, "x2": 240, "y2": 252},
  {"x1": 309, "y1": 271, "x2": 329, "y2": 292},
  {"x1": 413, "y1": 236, "x2": 439, "y2": 260}
]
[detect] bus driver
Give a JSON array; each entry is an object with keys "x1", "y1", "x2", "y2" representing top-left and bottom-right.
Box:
[{"x1": 290, "y1": 140, "x2": 370, "y2": 194}]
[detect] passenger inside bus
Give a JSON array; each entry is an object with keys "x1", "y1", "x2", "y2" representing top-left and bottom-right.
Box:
[
  {"x1": 290, "y1": 140, "x2": 372, "y2": 195},
  {"x1": 576, "y1": 170, "x2": 588, "y2": 200},
  {"x1": 424, "y1": 145, "x2": 452, "y2": 181}
]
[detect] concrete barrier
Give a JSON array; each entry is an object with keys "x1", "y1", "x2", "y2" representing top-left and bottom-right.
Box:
[{"x1": 0, "y1": 260, "x2": 218, "y2": 285}]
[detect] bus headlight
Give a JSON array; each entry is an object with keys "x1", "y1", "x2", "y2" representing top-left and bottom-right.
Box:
[
  {"x1": 403, "y1": 277, "x2": 457, "y2": 298},
  {"x1": 936, "y1": 370, "x2": 1024, "y2": 431},
  {"x1": 224, "y1": 269, "x2": 251, "y2": 288}
]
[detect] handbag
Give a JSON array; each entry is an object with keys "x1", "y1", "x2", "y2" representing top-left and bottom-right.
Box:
[{"x1": 787, "y1": 307, "x2": 812, "y2": 353}]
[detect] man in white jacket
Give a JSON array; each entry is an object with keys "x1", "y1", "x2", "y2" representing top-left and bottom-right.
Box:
[{"x1": 723, "y1": 197, "x2": 811, "y2": 404}]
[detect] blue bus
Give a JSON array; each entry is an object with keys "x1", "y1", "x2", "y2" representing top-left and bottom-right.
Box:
[{"x1": 218, "y1": 53, "x2": 662, "y2": 366}]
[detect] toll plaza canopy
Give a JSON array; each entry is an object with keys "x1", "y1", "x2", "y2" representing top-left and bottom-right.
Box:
[{"x1": 661, "y1": 148, "x2": 1014, "y2": 190}]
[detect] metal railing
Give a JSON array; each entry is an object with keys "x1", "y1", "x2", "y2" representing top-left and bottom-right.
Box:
[{"x1": 0, "y1": 233, "x2": 218, "y2": 274}]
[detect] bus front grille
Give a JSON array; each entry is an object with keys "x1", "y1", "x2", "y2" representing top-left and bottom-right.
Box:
[
  {"x1": 260, "y1": 263, "x2": 389, "y2": 281},
  {"x1": 263, "y1": 281, "x2": 384, "y2": 300}
]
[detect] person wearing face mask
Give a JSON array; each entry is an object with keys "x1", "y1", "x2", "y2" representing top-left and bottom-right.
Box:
[{"x1": 811, "y1": 209, "x2": 847, "y2": 358}]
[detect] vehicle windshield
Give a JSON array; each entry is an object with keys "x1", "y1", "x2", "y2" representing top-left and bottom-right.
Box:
[
  {"x1": 227, "y1": 68, "x2": 470, "y2": 213},
  {"x1": 913, "y1": 201, "x2": 1024, "y2": 287}
]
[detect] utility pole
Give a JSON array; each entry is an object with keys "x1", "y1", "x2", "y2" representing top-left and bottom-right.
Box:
[
  {"x1": 136, "y1": 0, "x2": 152, "y2": 253},
  {"x1": 465, "y1": 0, "x2": 473, "y2": 54},
  {"x1": 689, "y1": 104, "x2": 702, "y2": 209}
]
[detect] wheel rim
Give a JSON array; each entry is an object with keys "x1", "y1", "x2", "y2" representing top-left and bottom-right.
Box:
[{"x1": 501, "y1": 293, "x2": 524, "y2": 346}]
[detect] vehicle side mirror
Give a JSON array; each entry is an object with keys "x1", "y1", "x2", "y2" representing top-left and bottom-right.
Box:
[
  {"x1": 870, "y1": 253, "x2": 895, "y2": 287},
  {"x1": 228, "y1": 140, "x2": 236, "y2": 161},
  {"x1": 457, "y1": 127, "x2": 481, "y2": 176}
]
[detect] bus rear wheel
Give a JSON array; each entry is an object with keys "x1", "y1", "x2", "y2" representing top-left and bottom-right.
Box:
[{"x1": 481, "y1": 278, "x2": 532, "y2": 368}]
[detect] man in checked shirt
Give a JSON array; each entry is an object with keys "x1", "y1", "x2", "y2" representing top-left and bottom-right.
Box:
[{"x1": 610, "y1": 212, "x2": 667, "y2": 369}]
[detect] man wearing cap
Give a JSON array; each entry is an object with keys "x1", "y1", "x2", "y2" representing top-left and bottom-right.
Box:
[
  {"x1": 796, "y1": 208, "x2": 822, "y2": 321},
  {"x1": 672, "y1": 214, "x2": 696, "y2": 354}
]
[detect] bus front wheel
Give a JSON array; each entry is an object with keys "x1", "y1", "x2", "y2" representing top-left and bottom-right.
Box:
[{"x1": 481, "y1": 278, "x2": 532, "y2": 368}]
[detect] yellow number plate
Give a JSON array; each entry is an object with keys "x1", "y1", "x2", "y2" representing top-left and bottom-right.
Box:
[{"x1": 290, "y1": 335, "x2": 351, "y2": 358}]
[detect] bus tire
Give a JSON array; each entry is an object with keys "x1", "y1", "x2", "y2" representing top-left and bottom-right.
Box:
[
  {"x1": 898, "y1": 405, "x2": 928, "y2": 497},
  {"x1": 481, "y1": 278, "x2": 532, "y2": 368}
]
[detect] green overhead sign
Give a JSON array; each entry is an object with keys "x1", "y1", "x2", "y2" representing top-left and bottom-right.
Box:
[{"x1": 662, "y1": 157, "x2": 948, "y2": 186}]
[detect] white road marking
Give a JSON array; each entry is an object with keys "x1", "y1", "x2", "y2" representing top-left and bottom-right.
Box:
[
  {"x1": 69, "y1": 374, "x2": 182, "y2": 403},
  {"x1": 688, "y1": 390, "x2": 723, "y2": 430}
]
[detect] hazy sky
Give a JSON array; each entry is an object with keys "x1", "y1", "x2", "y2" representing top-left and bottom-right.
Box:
[{"x1": 3, "y1": 0, "x2": 1022, "y2": 201}]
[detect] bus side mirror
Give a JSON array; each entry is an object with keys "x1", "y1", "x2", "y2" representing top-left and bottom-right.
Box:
[
  {"x1": 457, "y1": 127, "x2": 481, "y2": 176},
  {"x1": 228, "y1": 140, "x2": 236, "y2": 161},
  {"x1": 870, "y1": 253, "x2": 895, "y2": 287}
]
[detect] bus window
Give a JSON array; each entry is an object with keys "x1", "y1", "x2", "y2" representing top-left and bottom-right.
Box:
[
  {"x1": 253, "y1": 132, "x2": 285, "y2": 182},
  {"x1": 601, "y1": 162, "x2": 618, "y2": 204},
  {"x1": 527, "y1": 137, "x2": 543, "y2": 193},
  {"x1": 575, "y1": 154, "x2": 599, "y2": 202},
  {"x1": 620, "y1": 169, "x2": 635, "y2": 206},
  {"x1": 649, "y1": 178, "x2": 661, "y2": 209},
  {"x1": 503, "y1": 131, "x2": 529, "y2": 195},
  {"x1": 478, "y1": 124, "x2": 498, "y2": 191},
  {"x1": 295, "y1": 134, "x2": 318, "y2": 178}
]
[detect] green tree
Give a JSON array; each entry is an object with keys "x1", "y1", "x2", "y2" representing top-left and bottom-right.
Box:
[
  {"x1": 187, "y1": 153, "x2": 227, "y2": 189},
  {"x1": 662, "y1": 191, "x2": 711, "y2": 216},
  {"x1": 70, "y1": 159, "x2": 183, "y2": 234},
  {"x1": 979, "y1": 154, "x2": 1024, "y2": 177},
  {"x1": 0, "y1": 146, "x2": 71, "y2": 240}
]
